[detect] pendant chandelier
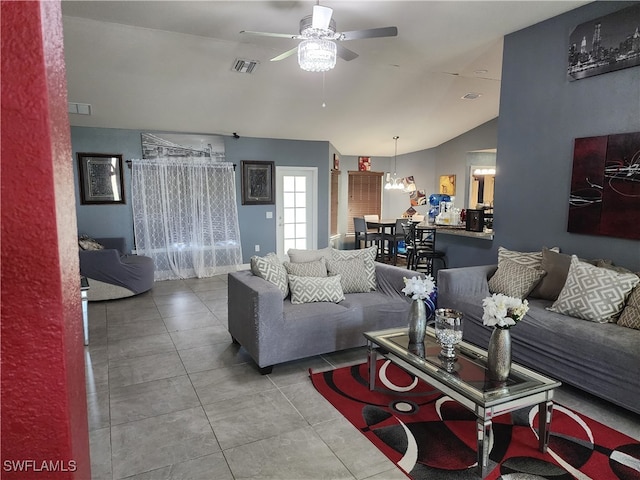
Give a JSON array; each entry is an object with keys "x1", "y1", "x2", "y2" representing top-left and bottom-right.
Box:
[
  {"x1": 385, "y1": 136, "x2": 404, "y2": 190},
  {"x1": 298, "y1": 38, "x2": 337, "y2": 72}
]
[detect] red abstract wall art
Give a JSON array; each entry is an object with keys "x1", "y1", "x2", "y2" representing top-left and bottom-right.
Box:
[{"x1": 568, "y1": 132, "x2": 640, "y2": 240}]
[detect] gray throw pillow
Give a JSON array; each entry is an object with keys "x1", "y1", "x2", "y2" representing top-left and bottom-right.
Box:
[
  {"x1": 250, "y1": 253, "x2": 289, "y2": 298},
  {"x1": 331, "y1": 246, "x2": 377, "y2": 291},
  {"x1": 287, "y1": 247, "x2": 332, "y2": 263},
  {"x1": 283, "y1": 258, "x2": 327, "y2": 277},
  {"x1": 288, "y1": 275, "x2": 345, "y2": 304},
  {"x1": 488, "y1": 258, "x2": 546, "y2": 299},
  {"x1": 326, "y1": 257, "x2": 371, "y2": 294},
  {"x1": 549, "y1": 256, "x2": 640, "y2": 323},
  {"x1": 530, "y1": 247, "x2": 572, "y2": 300}
]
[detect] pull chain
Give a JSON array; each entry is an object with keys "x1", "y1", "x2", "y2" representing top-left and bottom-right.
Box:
[{"x1": 322, "y1": 72, "x2": 326, "y2": 108}]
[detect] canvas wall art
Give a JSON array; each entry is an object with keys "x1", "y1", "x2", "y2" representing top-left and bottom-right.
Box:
[
  {"x1": 567, "y1": 3, "x2": 640, "y2": 81},
  {"x1": 568, "y1": 131, "x2": 640, "y2": 240},
  {"x1": 410, "y1": 189, "x2": 427, "y2": 206},
  {"x1": 141, "y1": 133, "x2": 225, "y2": 159}
]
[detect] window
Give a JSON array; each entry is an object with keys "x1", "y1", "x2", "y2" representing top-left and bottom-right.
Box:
[{"x1": 347, "y1": 171, "x2": 383, "y2": 234}]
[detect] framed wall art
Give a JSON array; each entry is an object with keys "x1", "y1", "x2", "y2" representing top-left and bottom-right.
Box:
[
  {"x1": 77, "y1": 152, "x2": 125, "y2": 205},
  {"x1": 241, "y1": 160, "x2": 275, "y2": 205}
]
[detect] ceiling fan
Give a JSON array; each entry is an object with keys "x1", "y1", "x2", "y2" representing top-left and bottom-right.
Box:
[{"x1": 240, "y1": 4, "x2": 398, "y2": 72}]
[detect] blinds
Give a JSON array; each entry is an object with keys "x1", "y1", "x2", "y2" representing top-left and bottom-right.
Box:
[
  {"x1": 347, "y1": 171, "x2": 383, "y2": 233},
  {"x1": 331, "y1": 170, "x2": 340, "y2": 236}
]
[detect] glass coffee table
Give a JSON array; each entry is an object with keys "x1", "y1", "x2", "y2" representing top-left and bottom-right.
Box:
[{"x1": 364, "y1": 327, "x2": 561, "y2": 478}]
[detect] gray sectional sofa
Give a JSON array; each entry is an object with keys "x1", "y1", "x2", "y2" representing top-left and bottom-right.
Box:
[
  {"x1": 228, "y1": 261, "x2": 417, "y2": 374},
  {"x1": 438, "y1": 264, "x2": 640, "y2": 415}
]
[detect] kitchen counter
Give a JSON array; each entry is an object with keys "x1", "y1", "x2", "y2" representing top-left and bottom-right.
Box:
[{"x1": 431, "y1": 224, "x2": 494, "y2": 240}]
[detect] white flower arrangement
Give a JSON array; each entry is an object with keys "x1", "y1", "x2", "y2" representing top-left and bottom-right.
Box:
[
  {"x1": 402, "y1": 275, "x2": 436, "y2": 300},
  {"x1": 482, "y1": 293, "x2": 529, "y2": 328}
]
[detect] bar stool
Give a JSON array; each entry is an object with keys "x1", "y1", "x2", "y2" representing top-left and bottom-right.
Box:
[{"x1": 413, "y1": 226, "x2": 447, "y2": 276}]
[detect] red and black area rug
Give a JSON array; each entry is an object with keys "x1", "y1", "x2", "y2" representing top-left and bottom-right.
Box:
[{"x1": 310, "y1": 360, "x2": 640, "y2": 480}]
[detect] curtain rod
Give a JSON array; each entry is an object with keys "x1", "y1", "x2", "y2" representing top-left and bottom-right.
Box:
[{"x1": 126, "y1": 159, "x2": 236, "y2": 171}]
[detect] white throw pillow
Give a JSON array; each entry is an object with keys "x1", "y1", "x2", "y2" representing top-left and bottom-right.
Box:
[{"x1": 548, "y1": 255, "x2": 640, "y2": 323}]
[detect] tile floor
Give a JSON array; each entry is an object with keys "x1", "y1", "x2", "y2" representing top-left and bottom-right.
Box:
[{"x1": 86, "y1": 274, "x2": 640, "y2": 479}]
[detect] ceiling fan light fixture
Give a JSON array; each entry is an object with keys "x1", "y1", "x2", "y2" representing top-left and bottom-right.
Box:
[{"x1": 298, "y1": 38, "x2": 337, "y2": 72}]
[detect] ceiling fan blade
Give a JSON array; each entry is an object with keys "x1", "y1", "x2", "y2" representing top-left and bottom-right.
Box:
[
  {"x1": 270, "y1": 47, "x2": 298, "y2": 62},
  {"x1": 340, "y1": 26, "x2": 398, "y2": 41},
  {"x1": 311, "y1": 5, "x2": 333, "y2": 30},
  {"x1": 240, "y1": 30, "x2": 300, "y2": 40},
  {"x1": 336, "y1": 43, "x2": 359, "y2": 61}
]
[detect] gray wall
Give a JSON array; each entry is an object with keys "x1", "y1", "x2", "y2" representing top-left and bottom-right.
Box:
[
  {"x1": 71, "y1": 127, "x2": 331, "y2": 262},
  {"x1": 495, "y1": 1, "x2": 640, "y2": 271},
  {"x1": 225, "y1": 136, "x2": 331, "y2": 261},
  {"x1": 72, "y1": 127, "x2": 138, "y2": 252}
]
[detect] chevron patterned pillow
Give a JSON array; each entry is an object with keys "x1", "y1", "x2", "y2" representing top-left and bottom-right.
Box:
[
  {"x1": 331, "y1": 246, "x2": 377, "y2": 291},
  {"x1": 283, "y1": 258, "x2": 327, "y2": 277},
  {"x1": 250, "y1": 253, "x2": 289, "y2": 298},
  {"x1": 618, "y1": 281, "x2": 640, "y2": 330},
  {"x1": 288, "y1": 274, "x2": 345, "y2": 305},
  {"x1": 488, "y1": 258, "x2": 547, "y2": 299},
  {"x1": 327, "y1": 257, "x2": 371, "y2": 294},
  {"x1": 498, "y1": 246, "x2": 561, "y2": 268},
  {"x1": 549, "y1": 256, "x2": 640, "y2": 323}
]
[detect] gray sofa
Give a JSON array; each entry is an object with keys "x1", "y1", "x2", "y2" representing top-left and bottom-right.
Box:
[
  {"x1": 228, "y1": 262, "x2": 417, "y2": 374},
  {"x1": 79, "y1": 237, "x2": 155, "y2": 301},
  {"x1": 438, "y1": 265, "x2": 640, "y2": 415}
]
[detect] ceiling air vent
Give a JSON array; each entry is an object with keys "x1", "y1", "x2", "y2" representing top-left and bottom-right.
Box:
[
  {"x1": 232, "y1": 59, "x2": 259, "y2": 74},
  {"x1": 461, "y1": 92, "x2": 482, "y2": 100}
]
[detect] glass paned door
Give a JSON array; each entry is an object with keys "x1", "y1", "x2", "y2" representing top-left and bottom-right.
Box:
[{"x1": 276, "y1": 167, "x2": 317, "y2": 258}]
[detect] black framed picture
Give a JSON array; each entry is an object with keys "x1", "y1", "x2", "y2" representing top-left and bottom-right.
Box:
[
  {"x1": 241, "y1": 160, "x2": 275, "y2": 205},
  {"x1": 77, "y1": 152, "x2": 125, "y2": 205}
]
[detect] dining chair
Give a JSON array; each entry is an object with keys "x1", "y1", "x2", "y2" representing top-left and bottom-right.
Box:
[
  {"x1": 353, "y1": 217, "x2": 382, "y2": 250},
  {"x1": 390, "y1": 218, "x2": 408, "y2": 265}
]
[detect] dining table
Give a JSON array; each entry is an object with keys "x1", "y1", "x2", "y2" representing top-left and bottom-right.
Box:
[{"x1": 365, "y1": 218, "x2": 408, "y2": 265}]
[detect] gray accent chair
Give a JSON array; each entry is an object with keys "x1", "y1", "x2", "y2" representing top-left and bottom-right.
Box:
[
  {"x1": 79, "y1": 237, "x2": 155, "y2": 301},
  {"x1": 228, "y1": 262, "x2": 420, "y2": 374},
  {"x1": 438, "y1": 265, "x2": 640, "y2": 415}
]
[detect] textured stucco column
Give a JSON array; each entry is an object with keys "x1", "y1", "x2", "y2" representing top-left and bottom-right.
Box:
[{"x1": 1, "y1": 1, "x2": 90, "y2": 478}]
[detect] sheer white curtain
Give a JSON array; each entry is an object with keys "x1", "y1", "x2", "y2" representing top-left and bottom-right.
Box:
[{"x1": 131, "y1": 158, "x2": 242, "y2": 280}]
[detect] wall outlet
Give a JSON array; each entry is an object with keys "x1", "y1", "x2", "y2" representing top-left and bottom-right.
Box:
[
  {"x1": 254, "y1": 245, "x2": 260, "y2": 252},
  {"x1": 266, "y1": 211, "x2": 273, "y2": 219}
]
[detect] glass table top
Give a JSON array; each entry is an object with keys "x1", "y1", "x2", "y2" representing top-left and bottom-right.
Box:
[{"x1": 365, "y1": 327, "x2": 560, "y2": 407}]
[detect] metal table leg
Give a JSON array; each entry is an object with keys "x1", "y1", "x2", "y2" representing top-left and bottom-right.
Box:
[
  {"x1": 477, "y1": 415, "x2": 493, "y2": 478},
  {"x1": 368, "y1": 342, "x2": 377, "y2": 390},
  {"x1": 539, "y1": 400, "x2": 554, "y2": 452}
]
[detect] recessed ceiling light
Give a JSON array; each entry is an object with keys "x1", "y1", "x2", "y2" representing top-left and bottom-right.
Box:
[
  {"x1": 474, "y1": 69, "x2": 488, "y2": 75},
  {"x1": 461, "y1": 92, "x2": 482, "y2": 100}
]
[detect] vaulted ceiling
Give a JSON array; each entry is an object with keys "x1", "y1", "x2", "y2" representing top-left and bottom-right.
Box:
[{"x1": 61, "y1": 1, "x2": 589, "y2": 156}]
